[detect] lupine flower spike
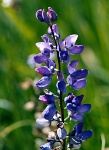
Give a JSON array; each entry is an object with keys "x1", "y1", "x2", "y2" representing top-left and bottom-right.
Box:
[{"x1": 34, "y1": 7, "x2": 92, "y2": 150}]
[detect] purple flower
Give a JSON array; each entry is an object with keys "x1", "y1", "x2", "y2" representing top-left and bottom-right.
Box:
[
  {"x1": 56, "y1": 71, "x2": 66, "y2": 94},
  {"x1": 65, "y1": 94, "x2": 84, "y2": 112},
  {"x1": 65, "y1": 94, "x2": 91, "y2": 121},
  {"x1": 57, "y1": 71, "x2": 64, "y2": 81},
  {"x1": 36, "y1": 42, "x2": 51, "y2": 54},
  {"x1": 55, "y1": 34, "x2": 84, "y2": 64},
  {"x1": 35, "y1": 66, "x2": 51, "y2": 77},
  {"x1": 34, "y1": 53, "x2": 49, "y2": 64},
  {"x1": 41, "y1": 34, "x2": 52, "y2": 42},
  {"x1": 36, "y1": 7, "x2": 57, "y2": 24},
  {"x1": 70, "y1": 103, "x2": 91, "y2": 122},
  {"x1": 39, "y1": 93, "x2": 55, "y2": 104},
  {"x1": 64, "y1": 34, "x2": 84, "y2": 55},
  {"x1": 48, "y1": 24, "x2": 60, "y2": 39},
  {"x1": 35, "y1": 58, "x2": 56, "y2": 88},
  {"x1": 47, "y1": 7, "x2": 57, "y2": 22},
  {"x1": 68, "y1": 122, "x2": 93, "y2": 149},
  {"x1": 67, "y1": 60, "x2": 88, "y2": 90},
  {"x1": 56, "y1": 80, "x2": 66, "y2": 94},
  {"x1": 36, "y1": 76, "x2": 51, "y2": 88},
  {"x1": 34, "y1": 42, "x2": 51, "y2": 64},
  {"x1": 35, "y1": 7, "x2": 92, "y2": 149},
  {"x1": 36, "y1": 9, "x2": 48, "y2": 23},
  {"x1": 60, "y1": 50, "x2": 70, "y2": 63},
  {"x1": 42, "y1": 104, "x2": 57, "y2": 120},
  {"x1": 45, "y1": 59, "x2": 56, "y2": 70}
]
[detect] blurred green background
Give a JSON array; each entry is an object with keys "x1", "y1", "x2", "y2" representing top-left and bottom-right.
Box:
[{"x1": 0, "y1": 0, "x2": 109, "y2": 149}]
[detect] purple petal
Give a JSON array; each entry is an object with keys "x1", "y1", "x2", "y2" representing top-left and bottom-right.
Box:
[
  {"x1": 65, "y1": 34, "x2": 78, "y2": 48},
  {"x1": 35, "y1": 66, "x2": 51, "y2": 76},
  {"x1": 72, "y1": 95, "x2": 84, "y2": 106},
  {"x1": 36, "y1": 76, "x2": 51, "y2": 88},
  {"x1": 67, "y1": 75, "x2": 77, "y2": 86},
  {"x1": 46, "y1": 59, "x2": 56, "y2": 69},
  {"x1": 72, "y1": 113, "x2": 83, "y2": 122},
  {"x1": 42, "y1": 9, "x2": 49, "y2": 23},
  {"x1": 48, "y1": 24, "x2": 59, "y2": 39},
  {"x1": 42, "y1": 104, "x2": 56, "y2": 120},
  {"x1": 59, "y1": 41, "x2": 65, "y2": 50},
  {"x1": 48, "y1": 7, "x2": 57, "y2": 22},
  {"x1": 67, "y1": 60, "x2": 79, "y2": 74},
  {"x1": 36, "y1": 42, "x2": 51, "y2": 53},
  {"x1": 77, "y1": 130, "x2": 93, "y2": 141},
  {"x1": 56, "y1": 80, "x2": 66, "y2": 94},
  {"x1": 36, "y1": 9, "x2": 49, "y2": 24},
  {"x1": 36, "y1": 118, "x2": 50, "y2": 127},
  {"x1": 72, "y1": 69, "x2": 88, "y2": 79},
  {"x1": 34, "y1": 53, "x2": 49, "y2": 64},
  {"x1": 69, "y1": 45, "x2": 84, "y2": 54},
  {"x1": 52, "y1": 24, "x2": 59, "y2": 36},
  {"x1": 57, "y1": 71, "x2": 64, "y2": 80},
  {"x1": 36, "y1": 9, "x2": 44, "y2": 22},
  {"x1": 57, "y1": 128, "x2": 67, "y2": 139},
  {"x1": 77, "y1": 104, "x2": 91, "y2": 113},
  {"x1": 72, "y1": 78, "x2": 87, "y2": 90},
  {"x1": 67, "y1": 75, "x2": 73, "y2": 85},
  {"x1": 74, "y1": 122, "x2": 84, "y2": 134},
  {"x1": 41, "y1": 34, "x2": 53, "y2": 44},
  {"x1": 64, "y1": 93, "x2": 75, "y2": 103},
  {"x1": 67, "y1": 103, "x2": 77, "y2": 111},
  {"x1": 39, "y1": 94, "x2": 55, "y2": 104},
  {"x1": 60, "y1": 51, "x2": 70, "y2": 63},
  {"x1": 39, "y1": 95, "x2": 48, "y2": 104}
]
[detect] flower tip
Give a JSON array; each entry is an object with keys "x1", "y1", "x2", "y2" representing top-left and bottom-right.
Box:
[
  {"x1": 36, "y1": 9, "x2": 49, "y2": 24},
  {"x1": 47, "y1": 7, "x2": 57, "y2": 22},
  {"x1": 35, "y1": 9, "x2": 44, "y2": 22}
]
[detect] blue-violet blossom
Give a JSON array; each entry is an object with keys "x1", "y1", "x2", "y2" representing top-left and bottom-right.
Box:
[{"x1": 34, "y1": 7, "x2": 92, "y2": 150}]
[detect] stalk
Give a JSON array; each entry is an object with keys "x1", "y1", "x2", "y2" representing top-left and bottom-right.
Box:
[{"x1": 50, "y1": 25, "x2": 66, "y2": 150}]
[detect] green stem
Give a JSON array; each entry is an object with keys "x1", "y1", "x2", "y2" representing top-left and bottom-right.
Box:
[
  {"x1": 50, "y1": 25, "x2": 66, "y2": 150},
  {"x1": 0, "y1": 120, "x2": 33, "y2": 139}
]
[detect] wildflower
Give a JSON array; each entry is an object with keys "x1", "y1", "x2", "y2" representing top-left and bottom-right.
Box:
[
  {"x1": 39, "y1": 93, "x2": 55, "y2": 104},
  {"x1": 36, "y1": 7, "x2": 57, "y2": 24},
  {"x1": 64, "y1": 34, "x2": 84, "y2": 54},
  {"x1": 42, "y1": 103, "x2": 57, "y2": 120},
  {"x1": 68, "y1": 122, "x2": 92, "y2": 149},
  {"x1": 48, "y1": 24, "x2": 60, "y2": 39},
  {"x1": 65, "y1": 94, "x2": 91, "y2": 121},
  {"x1": 35, "y1": 59, "x2": 56, "y2": 88},
  {"x1": 67, "y1": 60, "x2": 88, "y2": 90},
  {"x1": 34, "y1": 7, "x2": 92, "y2": 149}
]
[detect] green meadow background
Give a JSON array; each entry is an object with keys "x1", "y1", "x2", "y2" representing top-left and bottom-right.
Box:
[{"x1": 0, "y1": 0, "x2": 109, "y2": 149}]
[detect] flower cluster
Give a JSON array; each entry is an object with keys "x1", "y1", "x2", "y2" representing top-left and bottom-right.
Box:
[{"x1": 34, "y1": 7, "x2": 92, "y2": 150}]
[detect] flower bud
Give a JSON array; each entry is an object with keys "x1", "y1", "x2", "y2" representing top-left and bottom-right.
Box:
[
  {"x1": 48, "y1": 7, "x2": 57, "y2": 22},
  {"x1": 36, "y1": 9, "x2": 49, "y2": 24}
]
